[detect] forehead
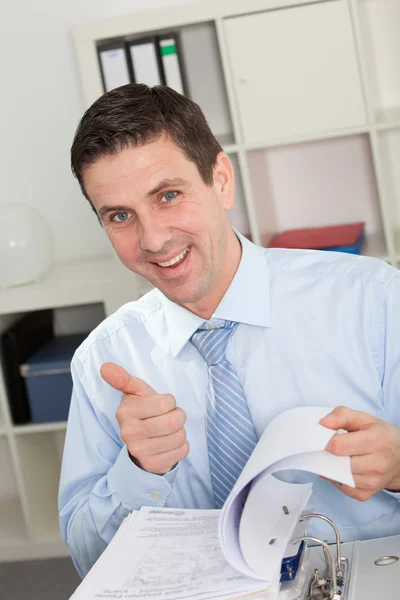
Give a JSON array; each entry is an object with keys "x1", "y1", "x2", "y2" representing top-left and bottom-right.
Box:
[{"x1": 83, "y1": 137, "x2": 198, "y2": 200}]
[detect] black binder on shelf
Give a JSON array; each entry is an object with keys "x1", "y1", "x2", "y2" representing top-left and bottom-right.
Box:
[
  {"x1": 157, "y1": 33, "x2": 187, "y2": 95},
  {"x1": 0, "y1": 309, "x2": 54, "y2": 424},
  {"x1": 127, "y1": 37, "x2": 164, "y2": 87},
  {"x1": 97, "y1": 41, "x2": 131, "y2": 92}
]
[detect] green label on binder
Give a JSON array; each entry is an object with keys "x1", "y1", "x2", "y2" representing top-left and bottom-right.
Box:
[{"x1": 161, "y1": 43, "x2": 177, "y2": 56}]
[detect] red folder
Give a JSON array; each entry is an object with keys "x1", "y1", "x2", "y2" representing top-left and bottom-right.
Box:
[{"x1": 269, "y1": 222, "x2": 365, "y2": 250}]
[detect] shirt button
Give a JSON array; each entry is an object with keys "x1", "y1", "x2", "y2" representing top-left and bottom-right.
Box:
[{"x1": 151, "y1": 491, "x2": 161, "y2": 500}]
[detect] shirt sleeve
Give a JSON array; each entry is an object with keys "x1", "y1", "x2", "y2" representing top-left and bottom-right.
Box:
[
  {"x1": 381, "y1": 273, "x2": 400, "y2": 501},
  {"x1": 58, "y1": 356, "x2": 178, "y2": 578}
]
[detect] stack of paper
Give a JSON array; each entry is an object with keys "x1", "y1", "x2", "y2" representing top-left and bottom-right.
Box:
[{"x1": 70, "y1": 407, "x2": 355, "y2": 600}]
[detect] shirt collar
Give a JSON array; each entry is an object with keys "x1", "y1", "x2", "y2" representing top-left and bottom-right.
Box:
[{"x1": 160, "y1": 231, "x2": 272, "y2": 358}]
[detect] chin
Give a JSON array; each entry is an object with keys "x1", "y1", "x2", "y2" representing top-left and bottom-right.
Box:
[{"x1": 159, "y1": 283, "x2": 207, "y2": 306}]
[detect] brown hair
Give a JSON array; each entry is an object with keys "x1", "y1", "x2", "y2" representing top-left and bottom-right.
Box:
[{"x1": 71, "y1": 83, "x2": 223, "y2": 203}]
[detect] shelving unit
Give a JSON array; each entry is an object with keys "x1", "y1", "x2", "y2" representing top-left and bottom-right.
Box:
[
  {"x1": 1, "y1": 0, "x2": 398, "y2": 562},
  {"x1": 0, "y1": 258, "x2": 144, "y2": 561},
  {"x1": 72, "y1": 0, "x2": 400, "y2": 264}
]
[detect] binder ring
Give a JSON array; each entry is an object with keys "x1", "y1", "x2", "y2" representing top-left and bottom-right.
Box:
[
  {"x1": 300, "y1": 513, "x2": 343, "y2": 571},
  {"x1": 291, "y1": 535, "x2": 338, "y2": 598}
]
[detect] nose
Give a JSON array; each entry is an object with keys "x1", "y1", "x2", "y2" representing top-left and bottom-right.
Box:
[{"x1": 138, "y1": 213, "x2": 172, "y2": 254}]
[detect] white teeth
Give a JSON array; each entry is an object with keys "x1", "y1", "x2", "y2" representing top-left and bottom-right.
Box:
[{"x1": 157, "y1": 247, "x2": 189, "y2": 267}]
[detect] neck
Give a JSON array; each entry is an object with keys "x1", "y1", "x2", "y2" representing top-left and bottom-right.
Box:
[{"x1": 183, "y1": 230, "x2": 242, "y2": 320}]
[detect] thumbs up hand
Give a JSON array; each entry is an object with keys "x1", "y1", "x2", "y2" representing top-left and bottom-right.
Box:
[{"x1": 100, "y1": 362, "x2": 189, "y2": 475}]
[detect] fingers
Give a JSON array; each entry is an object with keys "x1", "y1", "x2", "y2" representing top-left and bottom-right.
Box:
[
  {"x1": 320, "y1": 406, "x2": 378, "y2": 432},
  {"x1": 325, "y1": 424, "x2": 391, "y2": 456},
  {"x1": 100, "y1": 362, "x2": 156, "y2": 396},
  {"x1": 120, "y1": 407, "x2": 186, "y2": 440},
  {"x1": 139, "y1": 442, "x2": 190, "y2": 475},
  {"x1": 117, "y1": 393, "x2": 176, "y2": 421},
  {"x1": 350, "y1": 454, "x2": 390, "y2": 487},
  {"x1": 128, "y1": 428, "x2": 188, "y2": 458}
]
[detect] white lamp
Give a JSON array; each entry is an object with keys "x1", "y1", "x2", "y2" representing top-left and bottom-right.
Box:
[{"x1": 0, "y1": 202, "x2": 54, "y2": 289}]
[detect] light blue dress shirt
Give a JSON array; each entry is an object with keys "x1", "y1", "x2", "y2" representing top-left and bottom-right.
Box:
[{"x1": 59, "y1": 233, "x2": 400, "y2": 577}]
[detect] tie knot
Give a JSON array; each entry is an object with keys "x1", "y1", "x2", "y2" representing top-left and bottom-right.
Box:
[{"x1": 190, "y1": 320, "x2": 237, "y2": 366}]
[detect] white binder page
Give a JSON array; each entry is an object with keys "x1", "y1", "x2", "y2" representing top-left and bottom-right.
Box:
[{"x1": 219, "y1": 407, "x2": 355, "y2": 579}]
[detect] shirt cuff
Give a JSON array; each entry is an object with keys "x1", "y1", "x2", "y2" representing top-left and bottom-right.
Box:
[
  {"x1": 107, "y1": 445, "x2": 179, "y2": 510},
  {"x1": 383, "y1": 489, "x2": 400, "y2": 500}
]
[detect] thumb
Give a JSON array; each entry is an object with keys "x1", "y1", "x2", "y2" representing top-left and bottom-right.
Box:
[
  {"x1": 320, "y1": 406, "x2": 378, "y2": 432},
  {"x1": 100, "y1": 362, "x2": 156, "y2": 396}
]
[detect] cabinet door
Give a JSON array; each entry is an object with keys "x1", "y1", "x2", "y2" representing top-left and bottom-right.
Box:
[{"x1": 224, "y1": 0, "x2": 366, "y2": 144}]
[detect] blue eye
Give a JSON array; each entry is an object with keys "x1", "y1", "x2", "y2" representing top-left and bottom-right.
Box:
[
  {"x1": 161, "y1": 191, "x2": 178, "y2": 203},
  {"x1": 112, "y1": 212, "x2": 130, "y2": 223}
]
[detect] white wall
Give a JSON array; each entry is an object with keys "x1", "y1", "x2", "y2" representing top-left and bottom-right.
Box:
[{"x1": 0, "y1": 0, "x2": 197, "y2": 264}]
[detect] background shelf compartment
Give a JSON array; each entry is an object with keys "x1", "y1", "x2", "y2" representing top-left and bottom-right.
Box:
[
  {"x1": 227, "y1": 153, "x2": 250, "y2": 237},
  {"x1": 376, "y1": 127, "x2": 400, "y2": 259},
  {"x1": 14, "y1": 430, "x2": 66, "y2": 542},
  {"x1": 96, "y1": 20, "x2": 235, "y2": 149},
  {"x1": 0, "y1": 436, "x2": 29, "y2": 554},
  {"x1": 223, "y1": 0, "x2": 366, "y2": 145},
  {"x1": 356, "y1": 0, "x2": 400, "y2": 126},
  {"x1": 247, "y1": 134, "x2": 388, "y2": 258},
  {"x1": 178, "y1": 21, "x2": 235, "y2": 147}
]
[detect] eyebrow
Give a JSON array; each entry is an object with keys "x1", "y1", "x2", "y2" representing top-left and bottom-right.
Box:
[
  {"x1": 97, "y1": 205, "x2": 130, "y2": 220},
  {"x1": 147, "y1": 178, "x2": 188, "y2": 197}
]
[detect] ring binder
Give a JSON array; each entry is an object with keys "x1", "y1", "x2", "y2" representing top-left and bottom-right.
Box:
[
  {"x1": 288, "y1": 514, "x2": 350, "y2": 600},
  {"x1": 158, "y1": 34, "x2": 186, "y2": 95},
  {"x1": 97, "y1": 42, "x2": 131, "y2": 92},
  {"x1": 127, "y1": 38, "x2": 164, "y2": 87}
]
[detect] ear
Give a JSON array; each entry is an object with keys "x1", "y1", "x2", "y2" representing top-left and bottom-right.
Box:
[{"x1": 213, "y1": 153, "x2": 235, "y2": 211}]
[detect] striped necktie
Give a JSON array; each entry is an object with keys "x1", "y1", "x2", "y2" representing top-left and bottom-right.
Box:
[{"x1": 191, "y1": 319, "x2": 258, "y2": 508}]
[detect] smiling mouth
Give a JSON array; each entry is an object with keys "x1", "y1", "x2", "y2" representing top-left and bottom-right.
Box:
[{"x1": 156, "y1": 246, "x2": 190, "y2": 268}]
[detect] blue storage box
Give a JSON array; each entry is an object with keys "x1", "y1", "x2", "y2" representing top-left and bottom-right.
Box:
[{"x1": 19, "y1": 333, "x2": 86, "y2": 423}]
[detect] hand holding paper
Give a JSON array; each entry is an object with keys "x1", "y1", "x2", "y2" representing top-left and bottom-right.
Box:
[{"x1": 321, "y1": 405, "x2": 400, "y2": 500}]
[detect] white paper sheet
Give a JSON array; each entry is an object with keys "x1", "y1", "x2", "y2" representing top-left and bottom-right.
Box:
[
  {"x1": 219, "y1": 407, "x2": 355, "y2": 580},
  {"x1": 71, "y1": 507, "x2": 270, "y2": 600}
]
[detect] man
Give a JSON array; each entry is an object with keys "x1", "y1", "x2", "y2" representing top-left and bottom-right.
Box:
[{"x1": 59, "y1": 84, "x2": 400, "y2": 578}]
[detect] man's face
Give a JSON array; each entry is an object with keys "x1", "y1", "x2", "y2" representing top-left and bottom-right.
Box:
[{"x1": 83, "y1": 136, "x2": 239, "y2": 316}]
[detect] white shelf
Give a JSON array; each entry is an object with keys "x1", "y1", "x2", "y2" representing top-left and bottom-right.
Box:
[
  {"x1": 227, "y1": 153, "x2": 251, "y2": 237},
  {"x1": 0, "y1": 498, "x2": 29, "y2": 546},
  {"x1": 14, "y1": 431, "x2": 65, "y2": 541},
  {"x1": 356, "y1": 0, "x2": 400, "y2": 128},
  {"x1": 243, "y1": 123, "x2": 372, "y2": 152},
  {"x1": 13, "y1": 422, "x2": 68, "y2": 435},
  {"x1": 0, "y1": 256, "x2": 140, "y2": 316},
  {"x1": 360, "y1": 230, "x2": 389, "y2": 262},
  {"x1": 220, "y1": 133, "x2": 238, "y2": 154},
  {"x1": 374, "y1": 106, "x2": 400, "y2": 130},
  {"x1": 376, "y1": 128, "x2": 400, "y2": 257},
  {"x1": 0, "y1": 538, "x2": 70, "y2": 563}
]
